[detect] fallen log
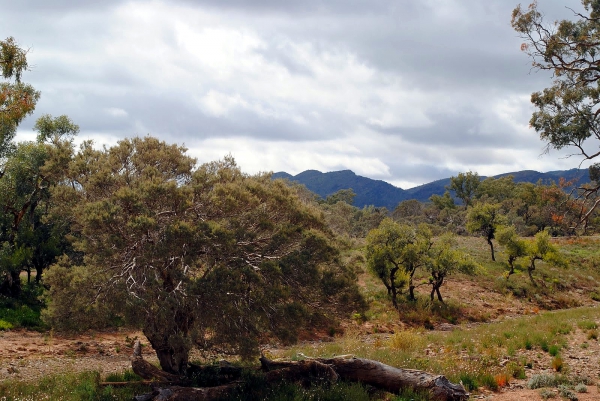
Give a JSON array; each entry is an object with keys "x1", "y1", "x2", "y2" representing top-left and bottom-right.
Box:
[
  {"x1": 132, "y1": 346, "x2": 468, "y2": 401},
  {"x1": 260, "y1": 355, "x2": 469, "y2": 401},
  {"x1": 318, "y1": 356, "x2": 468, "y2": 401}
]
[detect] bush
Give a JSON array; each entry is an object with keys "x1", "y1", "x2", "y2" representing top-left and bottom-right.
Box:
[
  {"x1": 0, "y1": 319, "x2": 13, "y2": 330},
  {"x1": 548, "y1": 344, "x2": 560, "y2": 356},
  {"x1": 558, "y1": 384, "x2": 578, "y2": 400},
  {"x1": 458, "y1": 373, "x2": 478, "y2": 392},
  {"x1": 528, "y1": 374, "x2": 558, "y2": 389},
  {"x1": 539, "y1": 388, "x2": 557, "y2": 399},
  {"x1": 389, "y1": 330, "x2": 423, "y2": 351},
  {"x1": 479, "y1": 374, "x2": 499, "y2": 391},
  {"x1": 551, "y1": 356, "x2": 563, "y2": 372}
]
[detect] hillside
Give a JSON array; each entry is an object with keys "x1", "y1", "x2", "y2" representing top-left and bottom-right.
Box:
[{"x1": 273, "y1": 168, "x2": 591, "y2": 210}]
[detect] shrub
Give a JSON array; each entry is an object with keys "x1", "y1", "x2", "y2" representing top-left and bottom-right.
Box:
[
  {"x1": 572, "y1": 375, "x2": 593, "y2": 385},
  {"x1": 389, "y1": 330, "x2": 423, "y2": 351},
  {"x1": 575, "y1": 383, "x2": 588, "y2": 393},
  {"x1": 528, "y1": 374, "x2": 558, "y2": 389},
  {"x1": 506, "y1": 362, "x2": 526, "y2": 379},
  {"x1": 548, "y1": 344, "x2": 560, "y2": 356},
  {"x1": 551, "y1": 356, "x2": 563, "y2": 372},
  {"x1": 479, "y1": 374, "x2": 499, "y2": 391},
  {"x1": 494, "y1": 373, "x2": 510, "y2": 388},
  {"x1": 539, "y1": 388, "x2": 557, "y2": 399},
  {"x1": 558, "y1": 385, "x2": 578, "y2": 400},
  {"x1": 0, "y1": 319, "x2": 13, "y2": 330}
]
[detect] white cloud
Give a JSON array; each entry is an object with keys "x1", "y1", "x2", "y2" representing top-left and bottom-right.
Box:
[{"x1": 105, "y1": 107, "x2": 128, "y2": 117}]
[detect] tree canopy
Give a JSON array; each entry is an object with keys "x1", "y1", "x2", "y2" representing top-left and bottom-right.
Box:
[
  {"x1": 43, "y1": 137, "x2": 364, "y2": 374},
  {"x1": 365, "y1": 219, "x2": 432, "y2": 307}
]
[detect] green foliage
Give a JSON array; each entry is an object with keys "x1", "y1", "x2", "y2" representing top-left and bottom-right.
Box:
[
  {"x1": 526, "y1": 230, "x2": 568, "y2": 285},
  {"x1": 0, "y1": 282, "x2": 45, "y2": 329},
  {"x1": 426, "y1": 233, "x2": 478, "y2": 303},
  {"x1": 104, "y1": 369, "x2": 142, "y2": 383},
  {"x1": 44, "y1": 138, "x2": 364, "y2": 374},
  {"x1": 477, "y1": 175, "x2": 517, "y2": 203},
  {"x1": 0, "y1": 114, "x2": 77, "y2": 298},
  {"x1": 577, "y1": 320, "x2": 598, "y2": 330},
  {"x1": 496, "y1": 225, "x2": 528, "y2": 277},
  {"x1": 365, "y1": 219, "x2": 431, "y2": 306},
  {"x1": 0, "y1": 371, "x2": 152, "y2": 401},
  {"x1": 322, "y1": 200, "x2": 388, "y2": 238},
  {"x1": 512, "y1": 1, "x2": 600, "y2": 228},
  {"x1": 447, "y1": 171, "x2": 480, "y2": 207},
  {"x1": 429, "y1": 191, "x2": 455, "y2": 210},
  {"x1": 466, "y1": 202, "x2": 503, "y2": 261},
  {"x1": 323, "y1": 188, "x2": 356, "y2": 205},
  {"x1": 0, "y1": 319, "x2": 12, "y2": 330},
  {"x1": 0, "y1": 37, "x2": 40, "y2": 157}
]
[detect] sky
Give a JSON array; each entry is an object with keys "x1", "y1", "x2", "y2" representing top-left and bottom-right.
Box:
[{"x1": 2, "y1": 0, "x2": 591, "y2": 189}]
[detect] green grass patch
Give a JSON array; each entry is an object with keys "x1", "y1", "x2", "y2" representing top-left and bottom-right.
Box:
[
  {"x1": 577, "y1": 320, "x2": 598, "y2": 330},
  {"x1": 104, "y1": 369, "x2": 142, "y2": 383},
  {"x1": 0, "y1": 371, "x2": 152, "y2": 401}
]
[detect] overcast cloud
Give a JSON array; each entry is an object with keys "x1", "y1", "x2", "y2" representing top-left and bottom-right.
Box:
[{"x1": 2, "y1": 0, "x2": 588, "y2": 188}]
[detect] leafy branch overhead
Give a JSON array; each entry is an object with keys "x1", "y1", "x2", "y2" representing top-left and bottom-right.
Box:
[{"x1": 512, "y1": 0, "x2": 600, "y2": 228}]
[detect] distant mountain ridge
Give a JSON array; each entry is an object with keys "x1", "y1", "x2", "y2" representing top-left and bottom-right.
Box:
[{"x1": 272, "y1": 168, "x2": 591, "y2": 210}]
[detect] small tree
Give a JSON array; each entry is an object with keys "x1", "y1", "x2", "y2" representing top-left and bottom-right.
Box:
[
  {"x1": 0, "y1": 115, "x2": 77, "y2": 295},
  {"x1": 477, "y1": 176, "x2": 516, "y2": 203},
  {"x1": 466, "y1": 202, "x2": 504, "y2": 261},
  {"x1": 324, "y1": 188, "x2": 356, "y2": 205},
  {"x1": 426, "y1": 234, "x2": 477, "y2": 303},
  {"x1": 365, "y1": 219, "x2": 431, "y2": 306},
  {"x1": 525, "y1": 230, "x2": 567, "y2": 286},
  {"x1": 496, "y1": 225, "x2": 528, "y2": 279},
  {"x1": 447, "y1": 171, "x2": 480, "y2": 207},
  {"x1": 429, "y1": 191, "x2": 456, "y2": 211}
]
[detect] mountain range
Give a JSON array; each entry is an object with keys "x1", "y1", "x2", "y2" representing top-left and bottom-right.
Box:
[{"x1": 272, "y1": 169, "x2": 591, "y2": 210}]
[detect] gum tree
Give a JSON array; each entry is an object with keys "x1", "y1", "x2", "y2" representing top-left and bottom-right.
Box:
[
  {"x1": 512, "y1": 1, "x2": 600, "y2": 229},
  {"x1": 496, "y1": 225, "x2": 528, "y2": 278},
  {"x1": 447, "y1": 171, "x2": 480, "y2": 207},
  {"x1": 365, "y1": 219, "x2": 432, "y2": 306},
  {"x1": 466, "y1": 202, "x2": 504, "y2": 261},
  {"x1": 426, "y1": 234, "x2": 478, "y2": 303},
  {"x1": 525, "y1": 230, "x2": 568, "y2": 286}
]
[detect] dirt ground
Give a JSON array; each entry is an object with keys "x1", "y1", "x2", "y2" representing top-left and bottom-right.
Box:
[{"x1": 0, "y1": 329, "x2": 156, "y2": 383}]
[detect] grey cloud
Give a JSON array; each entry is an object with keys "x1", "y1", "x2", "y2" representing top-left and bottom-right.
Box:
[{"x1": 3, "y1": 0, "x2": 591, "y2": 187}]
